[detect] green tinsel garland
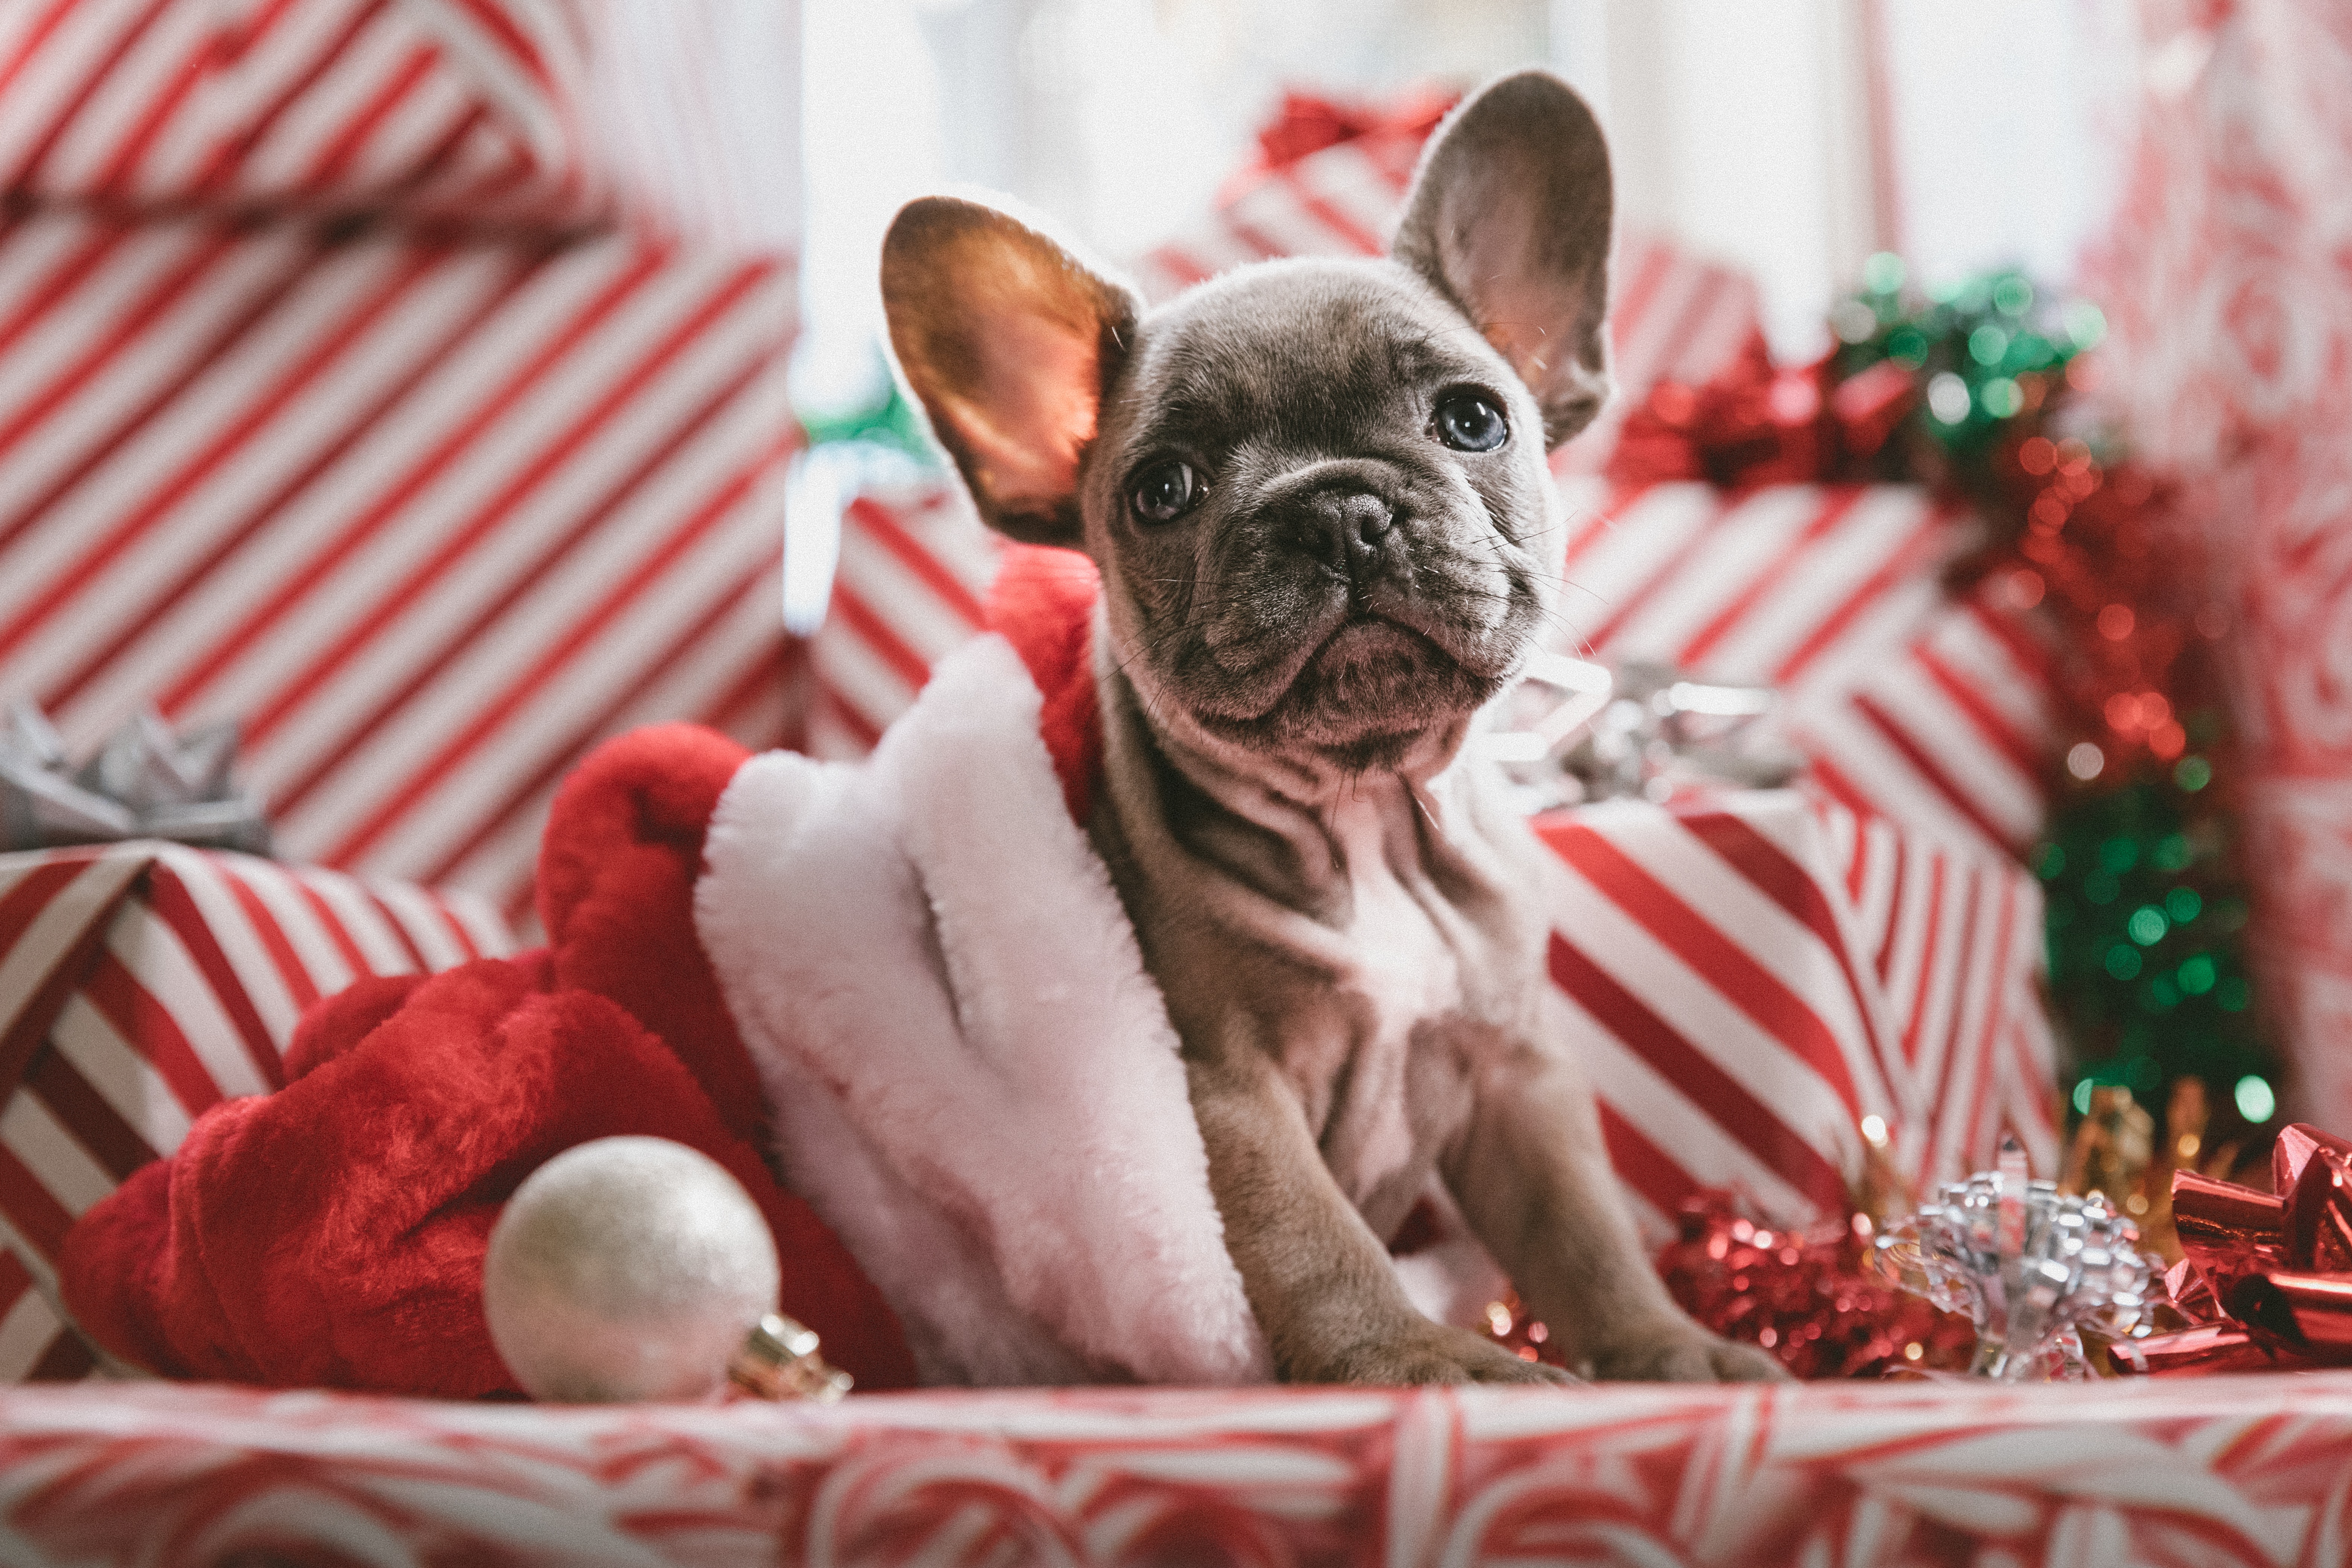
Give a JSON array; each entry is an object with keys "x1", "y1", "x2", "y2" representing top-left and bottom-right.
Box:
[{"x1": 1834, "y1": 254, "x2": 2280, "y2": 1154}]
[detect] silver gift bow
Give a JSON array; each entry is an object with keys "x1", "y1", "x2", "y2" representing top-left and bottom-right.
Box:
[
  {"x1": 1480, "y1": 655, "x2": 1806, "y2": 812},
  {"x1": 1874, "y1": 1167, "x2": 2153, "y2": 1379},
  {"x1": 0, "y1": 702, "x2": 270, "y2": 855}
]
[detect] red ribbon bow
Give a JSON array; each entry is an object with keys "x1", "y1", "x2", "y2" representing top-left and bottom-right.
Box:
[
  {"x1": 1607, "y1": 352, "x2": 1919, "y2": 489},
  {"x1": 2116, "y1": 1123, "x2": 2352, "y2": 1375}
]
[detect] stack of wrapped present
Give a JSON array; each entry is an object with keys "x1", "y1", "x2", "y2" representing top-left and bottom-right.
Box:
[
  {"x1": 0, "y1": 0, "x2": 806, "y2": 934},
  {"x1": 0, "y1": 0, "x2": 803, "y2": 1379}
]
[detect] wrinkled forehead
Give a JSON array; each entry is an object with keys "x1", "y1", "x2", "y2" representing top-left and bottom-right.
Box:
[{"x1": 1107, "y1": 260, "x2": 1506, "y2": 457}]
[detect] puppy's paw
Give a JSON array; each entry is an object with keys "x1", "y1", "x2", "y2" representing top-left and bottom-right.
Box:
[
  {"x1": 1588, "y1": 1325, "x2": 1790, "y2": 1384},
  {"x1": 1311, "y1": 1323, "x2": 1579, "y2": 1387}
]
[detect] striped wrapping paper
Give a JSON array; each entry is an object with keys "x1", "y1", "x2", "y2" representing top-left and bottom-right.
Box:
[
  {"x1": 1538, "y1": 789, "x2": 2057, "y2": 1244},
  {"x1": 1826, "y1": 799, "x2": 2058, "y2": 1192},
  {"x1": 14, "y1": 1382, "x2": 2352, "y2": 1561},
  {"x1": 804, "y1": 481, "x2": 996, "y2": 759},
  {"x1": 0, "y1": 840, "x2": 512, "y2": 1382},
  {"x1": 3, "y1": 0, "x2": 803, "y2": 247},
  {"x1": 2, "y1": 0, "x2": 609, "y2": 228},
  {"x1": 0, "y1": 207, "x2": 806, "y2": 928},
  {"x1": 1553, "y1": 476, "x2": 2060, "y2": 858},
  {"x1": 25, "y1": 1316, "x2": 2334, "y2": 1564}
]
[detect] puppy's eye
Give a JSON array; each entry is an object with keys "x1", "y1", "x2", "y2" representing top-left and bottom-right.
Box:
[
  {"x1": 1434, "y1": 393, "x2": 1508, "y2": 453},
  {"x1": 1130, "y1": 459, "x2": 1199, "y2": 523}
]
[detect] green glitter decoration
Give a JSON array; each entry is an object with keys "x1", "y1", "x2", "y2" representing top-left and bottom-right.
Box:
[
  {"x1": 1821, "y1": 257, "x2": 2282, "y2": 1151},
  {"x1": 2036, "y1": 772, "x2": 2269, "y2": 1124}
]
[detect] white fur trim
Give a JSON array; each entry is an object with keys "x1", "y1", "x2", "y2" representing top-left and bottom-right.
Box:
[{"x1": 697, "y1": 636, "x2": 1270, "y2": 1385}]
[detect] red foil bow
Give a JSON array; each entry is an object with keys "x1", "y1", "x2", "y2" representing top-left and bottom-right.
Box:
[
  {"x1": 2115, "y1": 1123, "x2": 2352, "y2": 1375},
  {"x1": 1607, "y1": 353, "x2": 1918, "y2": 489}
]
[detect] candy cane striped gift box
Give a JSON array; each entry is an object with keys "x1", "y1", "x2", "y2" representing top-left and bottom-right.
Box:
[
  {"x1": 5, "y1": 0, "x2": 800, "y2": 245},
  {"x1": 1537, "y1": 789, "x2": 2057, "y2": 1243},
  {"x1": 1825, "y1": 799, "x2": 2058, "y2": 1191},
  {"x1": 804, "y1": 481, "x2": 998, "y2": 760},
  {"x1": 1555, "y1": 477, "x2": 2060, "y2": 857},
  {"x1": 4, "y1": 0, "x2": 606, "y2": 228},
  {"x1": 0, "y1": 840, "x2": 513, "y2": 1382},
  {"x1": 8, "y1": 1374, "x2": 2352, "y2": 1562},
  {"x1": 0, "y1": 207, "x2": 805, "y2": 929}
]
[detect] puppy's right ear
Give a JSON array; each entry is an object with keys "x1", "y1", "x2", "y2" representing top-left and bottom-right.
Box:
[
  {"x1": 882, "y1": 197, "x2": 1141, "y2": 548},
  {"x1": 1393, "y1": 71, "x2": 1614, "y2": 448}
]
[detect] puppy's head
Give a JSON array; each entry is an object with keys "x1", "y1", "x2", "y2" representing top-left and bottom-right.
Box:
[{"x1": 883, "y1": 70, "x2": 1611, "y2": 778}]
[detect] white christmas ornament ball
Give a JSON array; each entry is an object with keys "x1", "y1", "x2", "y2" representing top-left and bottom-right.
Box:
[{"x1": 483, "y1": 1136, "x2": 779, "y2": 1402}]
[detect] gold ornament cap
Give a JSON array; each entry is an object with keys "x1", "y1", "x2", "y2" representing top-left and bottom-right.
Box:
[{"x1": 729, "y1": 1313, "x2": 852, "y2": 1403}]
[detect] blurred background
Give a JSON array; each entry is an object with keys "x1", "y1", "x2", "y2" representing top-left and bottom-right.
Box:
[{"x1": 796, "y1": 0, "x2": 2138, "y2": 419}]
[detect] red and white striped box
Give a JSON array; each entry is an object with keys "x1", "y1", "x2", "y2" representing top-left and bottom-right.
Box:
[
  {"x1": 3, "y1": 0, "x2": 607, "y2": 228},
  {"x1": 0, "y1": 840, "x2": 513, "y2": 1382},
  {"x1": 1555, "y1": 476, "x2": 2060, "y2": 858},
  {"x1": 7, "y1": 1373, "x2": 2352, "y2": 1559},
  {"x1": 805, "y1": 480, "x2": 997, "y2": 760},
  {"x1": 1538, "y1": 789, "x2": 2057, "y2": 1244},
  {"x1": 0, "y1": 207, "x2": 805, "y2": 930}
]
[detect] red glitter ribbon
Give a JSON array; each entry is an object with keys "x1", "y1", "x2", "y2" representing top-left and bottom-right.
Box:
[
  {"x1": 2115, "y1": 1123, "x2": 2352, "y2": 1374},
  {"x1": 1606, "y1": 353, "x2": 1918, "y2": 489},
  {"x1": 1649, "y1": 1194, "x2": 1976, "y2": 1379}
]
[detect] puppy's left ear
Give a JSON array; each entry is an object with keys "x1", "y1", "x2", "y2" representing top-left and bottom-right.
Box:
[
  {"x1": 1393, "y1": 70, "x2": 1614, "y2": 448},
  {"x1": 882, "y1": 196, "x2": 1142, "y2": 548}
]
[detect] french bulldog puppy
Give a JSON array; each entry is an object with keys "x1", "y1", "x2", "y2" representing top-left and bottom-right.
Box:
[{"x1": 880, "y1": 70, "x2": 1783, "y2": 1386}]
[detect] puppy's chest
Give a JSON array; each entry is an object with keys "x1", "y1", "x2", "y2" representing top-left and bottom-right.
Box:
[
  {"x1": 1290, "y1": 801, "x2": 1522, "y2": 1211},
  {"x1": 1333, "y1": 828, "x2": 1465, "y2": 1042}
]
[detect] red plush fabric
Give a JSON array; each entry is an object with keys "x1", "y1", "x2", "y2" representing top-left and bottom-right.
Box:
[
  {"x1": 59, "y1": 725, "x2": 917, "y2": 1398},
  {"x1": 536, "y1": 723, "x2": 774, "y2": 1150},
  {"x1": 987, "y1": 543, "x2": 1103, "y2": 824}
]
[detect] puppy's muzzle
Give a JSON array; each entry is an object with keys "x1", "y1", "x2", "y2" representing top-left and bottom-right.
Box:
[{"x1": 1287, "y1": 487, "x2": 1398, "y2": 588}]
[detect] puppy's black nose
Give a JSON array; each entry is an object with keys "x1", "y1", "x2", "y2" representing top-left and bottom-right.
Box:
[{"x1": 1297, "y1": 488, "x2": 1396, "y2": 583}]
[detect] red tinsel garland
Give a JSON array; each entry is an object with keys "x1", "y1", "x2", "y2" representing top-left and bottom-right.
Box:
[{"x1": 1483, "y1": 1193, "x2": 1976, "y2": 1379}]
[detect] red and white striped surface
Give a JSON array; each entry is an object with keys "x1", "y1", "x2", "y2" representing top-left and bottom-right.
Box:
[
  {"x1": 1825, "y1": 800, "x2": 2059, "y2": 1191},
  {"x1": 804, "y1": 481, "x2": 996, "y2": 759},
  {"x1": 1536, "y1": 789, "x2": 2056, "y2": 1244},
  {"x1": 0, "y1": 0, "x2": 606, "y2": 228},
  {"x1": 0, "y1": 840, "x2": 512, "y2": 1383},
  {"x1": 6, "y1": 1375, "x2": 2350, "y2": 1563},
  {"x1": 0, "y1": 207, "x2": 805, "y2": 928},
  {"x1": 1555, "y1": 477, "x2": 2060, "y2": 858},
  {"x1": 2089, "y1": 0, "x2": 2352, "y2": 1134},
  {"x1": 1128, "y1": 113, "x2": 1766, "y2": 476}
]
